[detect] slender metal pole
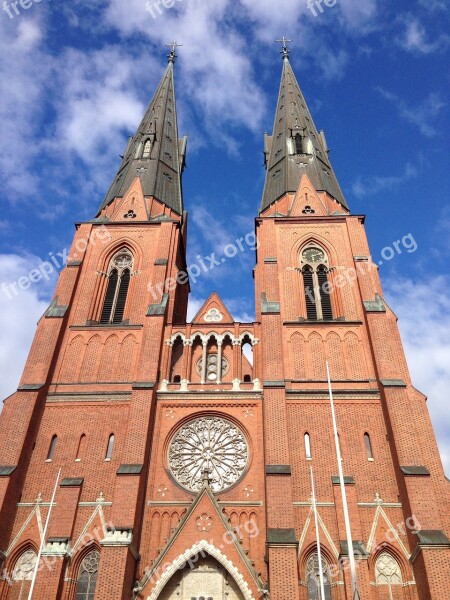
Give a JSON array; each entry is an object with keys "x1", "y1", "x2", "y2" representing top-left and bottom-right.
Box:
[
  {"x1": 310, "y1": 464, "x2": 326, "y2": 600},
  {"x1": 28, "y1": 468, "x2": 61, "y2": 600},
  {"x1": 326, "y1": 362, "x2": 360, "y2": 599}
]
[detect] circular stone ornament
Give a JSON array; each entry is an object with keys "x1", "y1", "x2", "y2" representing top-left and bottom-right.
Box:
[{"x1": 168, "y1": 417, "x2": 249, "y2": 493}]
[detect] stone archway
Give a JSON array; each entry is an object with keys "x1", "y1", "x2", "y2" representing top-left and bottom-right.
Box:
[{"x1": 157, "y1": 555, "x2": 245, "y2": 600}]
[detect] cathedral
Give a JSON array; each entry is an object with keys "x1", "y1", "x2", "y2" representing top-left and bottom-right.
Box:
[{"x1": 0, "y1": 42, "x2": 449, "y2": 600}]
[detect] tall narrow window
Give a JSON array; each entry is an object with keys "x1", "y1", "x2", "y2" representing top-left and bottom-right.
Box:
[
  {"x1": 295, "y1": 133, "x2": 303, "y2": 154},
  {"x1": 105, "y1": 434, "x2": 115, "y2": 460},
  {"x1": 301, "y1": 246, "x2": 333, "y2": 321},
  {"x1": 306, "y1": 552, "x2": 332, "y2": 600},
  {"x1": 76, "y1": 434, "x2": 86, "y2": 462},
  {"x1": 142, "y1": 139, "x2": 152, "y2": 159},
  {"x1": 305, "y1": 433, "x2": 312, "y2": 459},
  {"x1": 364, "y1": 433, "x2": 374, "y2": 461},
  {"x1": 100, "y1": 250, "x2": 133, "y2": 325},
  {"x1": 47, "y1": 435, "x2": 57, "y2": 461},
  {"x1": 75, "y1": 550, "x2": 100, "y2": 600}
]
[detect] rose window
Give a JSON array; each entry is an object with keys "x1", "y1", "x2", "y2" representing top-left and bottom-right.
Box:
[{"x1": 168, "y1": 417, "x2": 248, "y2": 493}]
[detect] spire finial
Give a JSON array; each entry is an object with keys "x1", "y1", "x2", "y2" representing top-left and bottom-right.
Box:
[
  {"x1": 275, "y1": 36, "x2": 292, "y2": 60},
  {"x1": 165, "y1": 41, "x2": 183, "y2": 63}
]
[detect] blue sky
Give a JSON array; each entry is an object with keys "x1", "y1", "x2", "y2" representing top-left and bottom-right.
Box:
[{"x1": 0, "y1": 0, "x2": 449, "y2": 471}]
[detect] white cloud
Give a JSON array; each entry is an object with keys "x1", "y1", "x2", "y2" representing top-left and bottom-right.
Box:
[
  {"x1": 398, "y1": 16, "x2": 450, "y2": 54},
  {"x1": 384, "y1": 276, "x2": 450, "y2": 476},
  {"x1": 0, "y1": 254, "x2": 53, "y2": 404},
  {"x1": 352, "y1": 163, "x2": 417, "y2": 199},
  {"x1": 377, "y1": 87, "x2": 446, "y2": 138},
  {"x1": 0, "y1": 17, "x2": 51, "y2": 198}
]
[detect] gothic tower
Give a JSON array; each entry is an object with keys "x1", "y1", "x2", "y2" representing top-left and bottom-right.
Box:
[{"x1": 0, "y1": 44, "x2": 449, "y2": 600}]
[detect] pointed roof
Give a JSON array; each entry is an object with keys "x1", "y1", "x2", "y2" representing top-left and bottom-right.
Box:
[
  {"x1": 260, "y1": 52, "x2": 348, "y2": 213},
  {"x1": 191, "y1": 292, "x2": 235, "y2": 324},
  {"x1": 136, "y1": 482, "x2": 265, "y2": 597},
  {"x1": 98, "y1": 55, "x2": 187, "y2": 217}
]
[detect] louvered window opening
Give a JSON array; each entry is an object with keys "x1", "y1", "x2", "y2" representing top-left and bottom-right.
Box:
[
  {"x1": 100, "y1": 251, "x2": 133, "y2": 325},
  {"x1": 301, "y1": 246, "x2": 333, "y2": 322}
]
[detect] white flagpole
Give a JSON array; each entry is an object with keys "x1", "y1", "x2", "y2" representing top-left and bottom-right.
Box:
[
  {"x1": 326, "y1": 361, "x2": 360, "y2": 600},
  {"x1": 310, "y1": 464, "x2": 326, "y2": 600},
  {"x1": 28, "y1": 468, "x2": 61, "y2": 600}
]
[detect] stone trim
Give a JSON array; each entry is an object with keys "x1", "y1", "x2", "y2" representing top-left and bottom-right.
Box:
[
  {"x1": 42, "y1": 538, "x2": 69, "y2": 556},
  {"x1": 264, "y1": 257, "x2": 278, "y2": 264},
  {"x1": 67, "y1": 260, "x2": 83, "y2": 267},
  {"x1": 263, "y1": 380, "x2": 285, "y2": 388},
  {"x1": 154, "y1": 258, "x2": 169, "y2": 266},
  {"x1": 339, "y1": 540, "x2": 369, "y2": 559}
]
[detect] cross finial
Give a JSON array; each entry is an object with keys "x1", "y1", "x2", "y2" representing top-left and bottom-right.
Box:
[
  {"x1": 165, "y1": 41, "x2": 183, "y2": 63},
  {"x1": 276, "y1": 36, "x2": 292, "y2": 60}
]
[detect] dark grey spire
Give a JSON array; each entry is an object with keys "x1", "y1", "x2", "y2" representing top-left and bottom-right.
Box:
[
  {"x1": 98, "y1": 49, "x2": 187, "y2": 216},
  {"x1": 260, "y1": 49, "x2": 348, "y2": 213}
]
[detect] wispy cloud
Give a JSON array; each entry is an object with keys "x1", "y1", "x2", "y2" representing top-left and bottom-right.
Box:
[
  {"x1": 398, "y1": 16, "x2": 450, "y2": 55},
  {"x1": 376, "y1": 87, "x2": 446, "y2": 137},
  {"x1": 385, "y1": 276, "x2": 450, "y2": 476},
  {"x1": 352, "y1": 163, "x2": 417, "y2": 199}
]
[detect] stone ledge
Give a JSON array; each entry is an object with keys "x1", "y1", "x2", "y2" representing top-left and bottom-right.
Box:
[
  {"x1": 147, "y1": 294, "x2": 169, "y2": 316},
  {"x1": 332, "y1": 476, "x2": 355, "y2": 485},
  {"x1": 339, "y1": 540, "x2": 369, "y2": 559},
  {"x1": 132, "y1": 382, "x2": 156, "y2": 390},
  {"x1": 0, "y1": 466, "x2": 16, "y2": 477},
  {"x1": 364, "y1": 294, "x2": 386, "y2": 313},
  {"x1": 267, "y1": 528, "x2": 297, "y2": 546},
  {"x1": 17, "y1": 384, "x2": 45, "y2": 391},
  {"x1": 266, "y1": 465, "x2": 291, "y2": 475},
  {"x1": 380, "y1": 379, "x2": 407, "y2": 388},
  {"x1": 42, "y1": 538, "x2": 70, "y2": 556},
  {"x1": 117, "y1": 464, "x2": 143, "y2": 475},
  {"x1": 400, "y1": 466, "x2": 430, "y2": 476},
  {"x1": 261, "y1": 293, "x2": 280, "y2": 315},
  {"x1": 45, "y1": 298, "x2": 69, "y2": 318},
  {"x1": 101, "y1": 528, "x2": 133, "y2": 547},
  {"x1": 61, "y1": 478, "x2": 84, "y2": 487},
  {"x1": 416, "y1": 530, "x2": 450, "y2": 546}
]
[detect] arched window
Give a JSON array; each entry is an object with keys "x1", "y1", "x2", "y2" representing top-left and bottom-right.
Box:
[
  {"x1": 243, "y1": 374, "x2": 252, "y2": 383},
  {"x1": 295, "y1": 133, "x2": 303, "y2": 154},
  {"x1": 301, "y1": 246, "x2": 333, "y2": 321},
  {"x1": 100, "y1": 250, "x2": 133, "y2": 325},
  {"x1": 76, "y1": 434, "x2": 86, "y2": 461},
  {"x1": 305, "y1": 433, "x2": 312, "y2": 459},
  {"x1": 12, "y1": 549, "x2": 37, "y2": 582},
  {"x1": 306, "y1": 552, "x2": 332, "y2": 600},
  {"x1": 364, "y1": 433, "x2": 374, "y2": 460},
  {"x1": 375, "y1": 552, "x2": 402, "y2": 592},
  {"x1": 47, "y1": 435, "x2": 57, "y2": 461},
  {"x1": 142, "y1": 139, "x2": 152, "y2": 159},
  {"x1": 105, "y1": 434, "x2": 115, "y2": 461},
  {"x1": 75, "y1": 550, "x2": 100, "y2": 600}
]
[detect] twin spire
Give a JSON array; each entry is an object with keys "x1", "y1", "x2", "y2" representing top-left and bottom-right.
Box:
[{"x1": 98, "y1": 39, "x2": 348, "y2": 218}]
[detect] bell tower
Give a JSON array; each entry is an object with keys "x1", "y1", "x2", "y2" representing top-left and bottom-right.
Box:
[{"x1": 255, "y1": 40, "x2": 450, "y2": 599}]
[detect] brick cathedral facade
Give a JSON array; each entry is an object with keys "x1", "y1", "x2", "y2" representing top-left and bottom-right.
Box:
[{"x1": 0, "y1": 45, "x2": 449, "y2": 600}]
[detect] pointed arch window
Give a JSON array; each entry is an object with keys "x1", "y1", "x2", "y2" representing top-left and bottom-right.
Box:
[
  {"x1": 75, "y1": 550, "x2": 100, "y2": 600},
  {"x1": 306, "y1": 552, "x2": 332, "y2": 600},
  {"x1": 364, "y1": 433, "x2": 374, "y2": 461},
  {"x1": 301, "y1": 246, "x2": 333, "y2": 321},
  {"x1": 142, "y1": 139, "x2": 152, "y2": 159},
  {"x1": 375, "y1": 552, "x2": 402, "y2": 592},
  {"x1": 105, "y1": 434, "x2": 115, "y2": 461},
  {"x1": 100, "y1": 250, "x2": 133, "y2": 325},
  {"x1": 12, "y1": 549, "x2": 37, "y2": 582},
  {"x1": 47, "y1": 435, "x2": 58, "y2": 461}
]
